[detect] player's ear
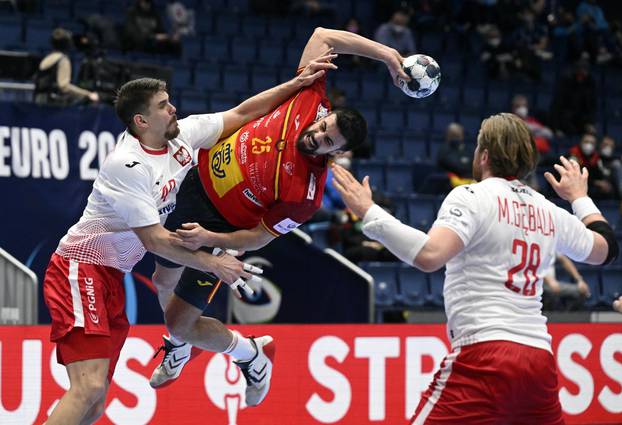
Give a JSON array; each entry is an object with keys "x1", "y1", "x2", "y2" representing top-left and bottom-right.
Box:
[{"x1": 133, "y1": 113, "x2": 148, "y2": 130}]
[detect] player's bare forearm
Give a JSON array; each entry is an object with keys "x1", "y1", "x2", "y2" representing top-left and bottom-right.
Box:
[
  {"x1": 207, "y1": 226, "x2": 275, "y2": 251},
  {"x1": 133, "y1": 223, "x2": 221, "y2": 273}
]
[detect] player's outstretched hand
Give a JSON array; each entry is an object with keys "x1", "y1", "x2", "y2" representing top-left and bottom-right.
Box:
[
  {"x1": 211, "y1": 248, "x2": 261, "y2": 298},
  {"x1": 331, "y1": 163, "x2": 374, "y2": 219},
  {"x1": 295, "y1": 48, "x2": 338, "y2": 87},
  {"x1": 172, "y1": 222, "x2": 216, "y2": 250},
  {"x1": 614, "y1": 295, "x2": 622, "y2": 313},
  {"x1": 385, "y1": 48, "x2": 410, "y2": 88},
  {"x1": 210, "y1": 252, "x2": 254, "y2": 285},
  {"x1": 544, "y1": 156, "x2": 589, "y2": 202}
]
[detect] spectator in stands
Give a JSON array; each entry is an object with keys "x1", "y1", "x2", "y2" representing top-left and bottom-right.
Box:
[
  {"x1": 550, "y1": 6, "x2": 584, "y2": 63},
  {"x1": 511, "y1": 94, "x2": 553, "y2": 164},
  {"x1": 167, "y1": 1, "x2": 196, "y2": 38},
  {"x1": 437, "y1": 123, "x2": 474, "y2": 188},
  {"x1": 550, "y1": 60, "x2": 596, "y2": 136},
  {"x1": 123, "y1": 0, "x2": 181, "y2": 56},
  {"x1": 597, "y1": 135, "x2": 622, "y2": 199},
  {"x1": 374, "y1": 9, "x2": 416, "y2": 56},
  {"x1": 33, "y1": 28, "x2": 99, "y2": 106},
  {"x1": 542, "y1": 254, "x2": 591, "y2": 311},
  {"x1": 512, "y1": 8, "x2": 551, "y2": 80},
  {"x1": 480, "y1": 25, "x2": 516, "y2": 79},
  {"x1": 576, "y1": 0, "x2": 613, "y2": 64},
  {"x1": 568, "y1": 133, "x2": 616, "y2": 200},
  {"x1": 291, "y1": 0, "x2": 336, "y2": 17}
]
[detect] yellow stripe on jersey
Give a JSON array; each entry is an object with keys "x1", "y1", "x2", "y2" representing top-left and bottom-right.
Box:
[
  {"x1": 209, "y1": 129, "x2": 245, "y2": 198},
  {"x1": 261, "y1": 219, "x2": 281, "y2": 237},
  {"x1": 274, "y1": 92, "x2": 301, "y2": 200}
]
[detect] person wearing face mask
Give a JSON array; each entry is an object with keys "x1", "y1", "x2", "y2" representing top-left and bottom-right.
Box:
[
  {"x1": 374, "y1": 9, "x2": 416, "y2": 56},
  {"x1": 437, "y1": 123, "x2": 475, "y2": 188},
  {"x1": 480, "y1": 25, "x2": 515, "y2": 79},
  {"x1": 568, "y1": 133, "x2": 616, "y2": 199},
  {"x1": 597, "y1": 136, "x2": 622, "y2": 199},
  {"x1": 511, "y1": 95, "x2": 553, "y2": 164}
]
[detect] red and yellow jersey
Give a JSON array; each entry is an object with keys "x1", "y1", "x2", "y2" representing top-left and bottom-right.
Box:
[{"x1": 197, "y1": 76, "x2": 331, "y2": 236}]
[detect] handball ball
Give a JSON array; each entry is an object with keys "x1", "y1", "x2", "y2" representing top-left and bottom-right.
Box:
[{"x1": 399, "y1": 54, "x2": 441, "y2": 99}]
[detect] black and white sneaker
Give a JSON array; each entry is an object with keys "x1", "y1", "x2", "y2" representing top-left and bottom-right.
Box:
[
  {"x1": 150, "y1": 335, "x2": 192, "y2": 389},
  {"x1": 234, "y1": 335, "x2": 276, "y2": 406}
]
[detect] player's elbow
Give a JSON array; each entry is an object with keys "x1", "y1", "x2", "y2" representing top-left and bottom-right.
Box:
[
  {"x1": 311, "y1": 27, "x2": 330, "y2": 44},
  {"x1": 414, "y1": 252, "x2": 443, "y2": 273}
]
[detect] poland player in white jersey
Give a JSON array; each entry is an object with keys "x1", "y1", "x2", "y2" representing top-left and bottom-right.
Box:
[
  {"x1": 332, "y1": 113, "x2": 617, "y2": 425},
  {"x1": 43, "y1": 65, "x2": 332, "y2": 425}
]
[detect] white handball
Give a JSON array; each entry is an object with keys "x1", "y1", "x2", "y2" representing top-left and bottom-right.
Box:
[{"x1": 398, "y1": 54, "x2": 441, "y2": 98}]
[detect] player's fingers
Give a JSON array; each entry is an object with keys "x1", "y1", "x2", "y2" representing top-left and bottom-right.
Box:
[
  {"x1": 559, "y1": 156, "x2": 572, "y2": 170},
  {"x1": 553, "y1": 164, "x2": 567, "y2": 175},
  {"x1": 332, "y1": 177, "x2": 348, "y2": 195},
  {"x1": 303, "y1": 70, "x2": 325, "y2": 82},
  {"x1": 569, "y1": 158, "x2": 580, "y2": 170},
  {"x1": 398, "y1": 68, "x2": 411, "y2": 81},
  {"x1": 582, "y1": 167, "x2": 589, "y2": 179},
  {"x1": 362, "y1": 175, "x2": 371, "y2": 191},
  {"x1": 544, "y1": 172, "x2": 559, "y2": 188},
  {"x1": 181, "y1": 222, "x2": 199, "y2": 229},
  {"x1": 243, "y1": 263, "x2": 263, "y2": 274},
  {"x1": 246, "y1": 274, "x2": 262, "y2": 284},
  {"x1": 238, "y1": 281, "x2": 255, "y2": 297}
]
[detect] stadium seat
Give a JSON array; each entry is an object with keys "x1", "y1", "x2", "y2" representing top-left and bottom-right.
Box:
[
  {"x1": 332, "y1": 72, "x2": 360, "y2": 100},
  {"x1": 230, "y1": 38, "x2": 257, "y2": 64},
  {"x1": 361, "y1": 78, "x2": 386, "y2": 100},
  {"x1": 241, "y1": 16, "x2": 267, "y2": 39},
  {"x1": 402, "y1": 137, "x2": 428, "y2": 161},
  {"x1": 355, "y1": 104, "x2": 378, "y2": 131},
  {"x1": 364, "y1": 263, "x2": 399, "y2": 307},
  {"x1": 427, "y1": 269, "x2": 445, "y2": 307},
  {"x1": 431, "y1": 110, "x2": 456, "y2": 132},
  {"x1": 568, "y1": 266, "x2": 601, "y2": 309},
  {"x1": 389, "y1": 194, "x2": 409, "y2": 223},
  {"x1": 214, "y1": 14, "x2": 241, "y2": 38},
  {"x1": 180, "y1": 93, "x2": 208, "y2": 114},
  {"x1": 386, "y1": 161, "x2": 414, "y2": 193},
  {"x1": 379, "y1": 106, "x2": 405, "y2": 131},
  {"x1": 353, "y1": 159, "x2": 385, "y2": 192},
  {"x1": 374, "y1": 132, "x2": 402, "y2": 159},
  {"x1": 210, "y1": 92, "x2": 238, "y2": 111},
  {"x1": 182, "y1": 38, "x2": 203, "y2": 61},
  {"x1": 598, "y1": 201, "x2": 621, "y2": 230},
  {"x1": 435, "y1": 84, "x2": 460, "y2": 110},
  {"x1": 228, "y1": 0, "x2": 250, "y2": 13},
  {"x1": 203, "y1": 35, "x2": 230, "y2": 62},
  {"x1": 486, "y1": 85, "x2": 510, "y2": 112},
  {"x1": 25, "y1": 22, "x2": 53, "y2": 51},
  {"x1": 462, "y1": 86, "x2": 485, "y2": 110},
  {"x1": 257, "y1": 41, "x2": 284, "y2": 67},
  {"x1": 172, "y1": 68, "x2": 192, "y2": 90},
  {"x1": 398, "y1": 266, "x2": 427, "y2": 307},
  {"x1": 194, "y1": 65, "x2": 221, "y2": 90},
  {"x1": 223, "y1": 66, "x2": 249, "y2": 92},
  {"x1": 407, "y1": 194, "x2": 438, "y2": 230},
  {"x1": 250, "y1": 68, "x2": 278, "y2": 93},
  {"x1": 406, "y1": 109, "x2": 430, "y2": 132},
  {"x1": 266, "y1": 18, "x2": 293, "y2": 41},
  {"x1": 459, "y1": 112, "x2": 482, "y2": 137}
]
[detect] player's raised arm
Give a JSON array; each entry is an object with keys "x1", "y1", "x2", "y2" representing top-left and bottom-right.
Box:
[
  {"x1": 219, "y1": 50, "x2": 338, "y2": 138},
  {"x1": 298, "y1": 27, "x2": 410, "y2": 87},
  {"x1": 545, "y1": 156, "x2": 619, "y2": 265}
]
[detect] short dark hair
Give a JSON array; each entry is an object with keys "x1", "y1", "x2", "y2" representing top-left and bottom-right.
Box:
[
  {"x1": 114, "y1": 78, "x2": 167, "y2": 131},
  {"x1": 334, "y1": 107, "x2": 367, "y2": 152},
  {"x1": 50, "y1": 28, "x2": 72, "y2": 52}
]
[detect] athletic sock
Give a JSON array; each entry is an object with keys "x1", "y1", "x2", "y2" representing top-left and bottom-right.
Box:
[
  {"x1": 169, "y1": 334, "x2": 185, "y2": 346},
  {"x1": 224, "y1": 331, "x2": 257, "y2": 362}
]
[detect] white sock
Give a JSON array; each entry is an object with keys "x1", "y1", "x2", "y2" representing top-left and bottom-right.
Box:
[
  {"x1": 224, "y1": 331, "x2": 257, "y2": 362},
  {"x1": 169, "y1": 334, "x2": 185, "y2": 346}
]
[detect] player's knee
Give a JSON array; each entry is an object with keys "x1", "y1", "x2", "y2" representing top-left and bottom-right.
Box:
[
  {"x1": 74, "y1": 376, "x2": 107, "y2": 405},
  {"x1": 152, "y1": 265, "x2": 182, "y2": 292}
]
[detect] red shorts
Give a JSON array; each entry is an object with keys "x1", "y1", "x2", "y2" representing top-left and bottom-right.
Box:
[
  {"x1": 410, "y1": 340, "x2": 565, "y2": 425},
  {"x1": 43, "y1": 254, "x2": 130, "y2": 381}
]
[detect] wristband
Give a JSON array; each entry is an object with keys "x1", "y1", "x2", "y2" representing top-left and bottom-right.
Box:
[{"x1": 571, "y1": 196, "x2": 600, "y2": 221}]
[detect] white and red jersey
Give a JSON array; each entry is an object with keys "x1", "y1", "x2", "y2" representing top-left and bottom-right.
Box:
[
  {"x1": 56, "y1": 113, "x2": 223, "y2": 272},
  {"x1": 432, "y1": 177, "x2": 594, "y2": 352}
]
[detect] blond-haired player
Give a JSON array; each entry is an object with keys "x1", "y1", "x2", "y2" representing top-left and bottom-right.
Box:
[{"x1": 333, "y1": 113, "x2": 618, "y2": 424}]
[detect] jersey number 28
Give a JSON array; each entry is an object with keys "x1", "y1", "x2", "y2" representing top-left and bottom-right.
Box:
[{"x1": 505, "y1": 239, "x2": 541, "y2": 296}]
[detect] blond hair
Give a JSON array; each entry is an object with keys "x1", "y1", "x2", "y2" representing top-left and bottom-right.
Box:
[{"x1": 478, "y1": 113, "x2": 538, "y2": 179}]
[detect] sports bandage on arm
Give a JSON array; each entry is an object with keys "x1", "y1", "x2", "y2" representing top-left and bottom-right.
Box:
[
  {"x1": 571, "y1": 196, "x2": 601, "y2": 220},
  {"x1": 362, "y1": 204, "x2": 430, "y2": 265}
]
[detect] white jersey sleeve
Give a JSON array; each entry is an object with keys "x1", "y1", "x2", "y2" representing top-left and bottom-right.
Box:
[
  {"x1": 97, "y1": 156, "x2": 160, "y2": 228},
  {"x1": 553, "y1": 206, "x2": 594, "y2": 262},
  {"x1": 177, "y1": 112, "x2": 224, "y2": 150},
  {"x1": 432, "y1": 185, "x2": 483, "y2": 246}
]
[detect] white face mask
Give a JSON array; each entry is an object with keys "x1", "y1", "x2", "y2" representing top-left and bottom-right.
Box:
[
  {"x1": 581, "y1": 142, "x2": 595, "y2": 156},
  {"x1": 515, "y1": 106, "x2": 528, "y2": 118},
  {"x1": 601, "y1": 146, "x2": 613, "y2": 157},
  {"x1": 334, "y1": 156, "x2": 352, "y2": 170},
  {"x1": 489, "y1": 38, "x2": 501, "y2": 47}
]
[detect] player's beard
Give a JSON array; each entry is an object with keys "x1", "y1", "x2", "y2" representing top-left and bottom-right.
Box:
[
  {"x1": 296, "y1": 130, "x2": 319, "y2": 155},
  {"x1": 164, "y1": 118, "x2": 180, "y2": 140}
]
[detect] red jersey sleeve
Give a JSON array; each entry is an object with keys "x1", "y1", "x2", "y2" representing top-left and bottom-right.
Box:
[{"x1": 260, "y1": 201, "x2": 319, "y2": 237}]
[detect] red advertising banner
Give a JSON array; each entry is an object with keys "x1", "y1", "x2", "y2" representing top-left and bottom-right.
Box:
[{"x1": 0, "y1": 324, "x2": 620, "y2": 424}]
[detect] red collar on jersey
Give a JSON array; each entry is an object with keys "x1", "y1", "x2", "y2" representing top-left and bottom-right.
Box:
[
  {"x1": 503, "y1": 175, "x2": 517, "y2": 181},
  {"x1": 129, "y1": 130, "x2": 168, "y2": 155}
]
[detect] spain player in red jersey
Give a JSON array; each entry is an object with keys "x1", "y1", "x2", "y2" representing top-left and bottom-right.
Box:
[{"x1": 149, "y1": 27, "x2": 410, "y2": 405}]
